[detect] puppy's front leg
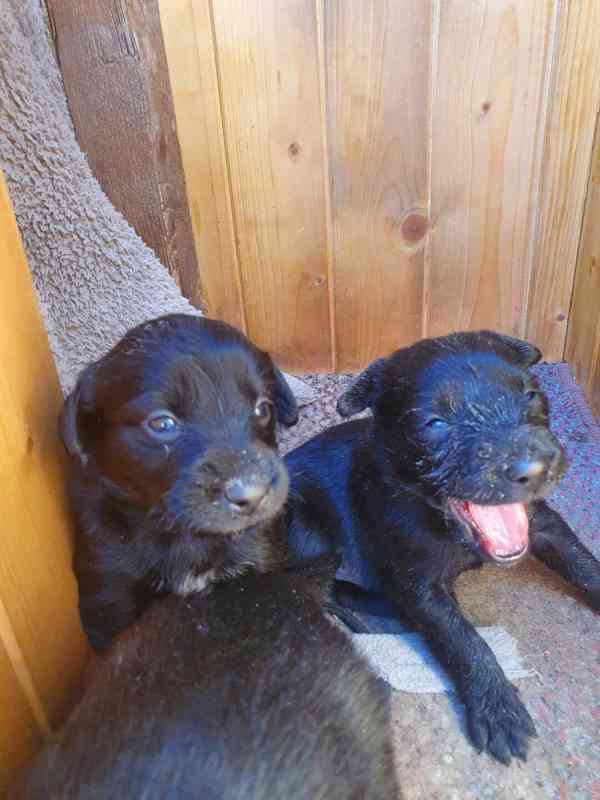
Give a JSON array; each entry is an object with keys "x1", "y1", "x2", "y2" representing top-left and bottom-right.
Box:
[
  {"x1": 393, "y1": 579, "x2": 536, "y2": 764},
  {"x1": 530, "y1": 500, "x2": 600, "y2": 611},
  {"x1": 78, "y1": 576, "x2": 143, "y2": 652},
  {"x1": 75, "y1": 552, "x2": 151, "y2": 651}
]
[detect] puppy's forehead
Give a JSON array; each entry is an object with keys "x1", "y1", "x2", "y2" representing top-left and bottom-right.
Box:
[
  {"x1": 420, "y1": 352, "x2": 524, "y2": 407},
  {"x1": 94, "y1": 330, "x2": 270, "y2": 413},
  {"x1": 163, "y1": 352, "x2": 266, "y2": 412}
]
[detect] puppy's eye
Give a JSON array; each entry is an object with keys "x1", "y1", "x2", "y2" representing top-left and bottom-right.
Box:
[
  {"x1": 254, "y1": 398, "x2": 273, "y2": 426},
  {"x1": 525, "y1": 390, "x2": 541, "y2": 403},
  {"x1": 425, "y1": 417, "x2": 448, "y2": 431},
  {"x1": 143, "y1": 413, "x2": 181, "y2": 441}
]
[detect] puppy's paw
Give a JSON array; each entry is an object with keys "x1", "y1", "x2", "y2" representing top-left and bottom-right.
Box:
[{"x1": 465, "y1": 679, "x2": 537, "y2": 765}]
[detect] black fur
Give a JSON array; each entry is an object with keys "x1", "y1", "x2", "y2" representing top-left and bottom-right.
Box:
[
  {"x1": 286, "y1": 330, "x2": 600, "y2": 765},
  {"x1": 60, "y1": 314, "x2": 298, "y2": 651},
  {"x1": 20, "y1": 558, "x2": 401, "y2": 800}
]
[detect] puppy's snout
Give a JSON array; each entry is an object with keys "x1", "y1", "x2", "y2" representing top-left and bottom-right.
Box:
[
  {"x1": 505, "y1": 457, "x2": 547, "y2": 486},
  {"x1": 181, "y1": 445, "x2": 288, "y2": 532},
  {"x1": 503, "y1": 426, "x2": 566, "y2": 494},
  {"x1": 224, "y1": 477, "x2": 271, "y2": 514}
]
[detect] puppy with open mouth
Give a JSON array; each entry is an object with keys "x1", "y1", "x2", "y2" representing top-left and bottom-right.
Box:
[
  {"x1": 286, "y1": 330, "x2": 600, "y2": 765},
  {"x1": 60, "y1": 313, "x2": 299, "y2": 651}
]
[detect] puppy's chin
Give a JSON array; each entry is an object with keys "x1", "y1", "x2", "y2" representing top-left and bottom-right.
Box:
[{"x1": 183, "y1": 501, "x2": 284, "y2": 536}]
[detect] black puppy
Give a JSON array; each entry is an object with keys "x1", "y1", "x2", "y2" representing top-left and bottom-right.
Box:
[
  {"x1": 286, "y1": 330, "x2": 600, "y2": 765},
  {"x1": 20, "y1": 558, "x2": 402, "y2": 799},
  {"x1": 60, "y1": 314, "x2": 299, "y2": 651}
]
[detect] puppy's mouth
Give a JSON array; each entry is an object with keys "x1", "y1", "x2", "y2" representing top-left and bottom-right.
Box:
[{"x1": 449, "y1": 499, "x2": 529, "y2": 564}]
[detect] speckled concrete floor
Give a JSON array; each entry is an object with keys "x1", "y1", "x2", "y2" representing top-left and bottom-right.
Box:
[{"x1": 281, "y1": 366, "x2": 600, "y2": 800}]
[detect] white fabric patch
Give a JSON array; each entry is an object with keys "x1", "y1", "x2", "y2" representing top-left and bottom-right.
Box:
[{"x1": 352, "y1": 626, "x2": 534, "y2": 694}]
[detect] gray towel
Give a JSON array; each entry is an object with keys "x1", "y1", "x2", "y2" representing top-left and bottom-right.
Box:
[{"x1": 352, "y1": 626, "x2": 534, "y2": 694}]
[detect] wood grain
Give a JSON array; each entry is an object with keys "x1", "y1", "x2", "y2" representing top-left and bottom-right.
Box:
[
  {"x1": 209, "y1": 0, "x2": 332, "y2": 371},
  {"x1": 0, "y1": 173, "x2": 88, "y2": 743},
  {"x1": 565, "y1": 116, "x2": 600, "y2": 416},
  {"x1": 526, "y1": 0, "x2": 600, "y2": 360},
  {"x1": 159, "y1": 0, "x2": 245, "y2": 330},
  {"x1": 426, "y1": 0, "x2": 556, "y2": 340},
  {"x1": 325, "y1": 0, "x2": 431, "y2": 371},
  {"x1": 46, "y1": 0, "x2": 203, "y2": 307},
  {"x1": 152, "y1": 0, "x2": 600, "y2": 374},
  {"x1": 0, "y1": 638, "x2": 42, "y2": 794}
]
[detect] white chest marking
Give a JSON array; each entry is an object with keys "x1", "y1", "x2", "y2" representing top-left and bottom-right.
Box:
[{"x1": 176, "y1": 568, "x2": 217, "y2": 597}]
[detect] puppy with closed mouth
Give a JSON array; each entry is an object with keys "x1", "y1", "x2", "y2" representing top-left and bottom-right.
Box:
[
  {"x1": 286, "y1": 330, "x2": 600, "y2": 765},
  {"x1": 36, "y1": 313, "x2": 402, "y2": 799},
  {"x1": 60, "y1": 313, "x2": 299, "y2": 651}
]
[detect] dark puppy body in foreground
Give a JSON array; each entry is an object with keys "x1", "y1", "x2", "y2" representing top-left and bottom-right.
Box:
[
  {"x1": 286, "y1": 331, "x2": 600, "y2": 765},
  {"x1": 21, "y1": 559, "x2": 401, "y2": 800},
  {"x1": 60, "y1": 314, "x2": 298, "y2": 651}
]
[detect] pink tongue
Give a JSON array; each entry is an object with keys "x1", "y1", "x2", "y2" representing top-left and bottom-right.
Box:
[{"x1": 467, "y1": 502, "x2": 529, "y2": 558}]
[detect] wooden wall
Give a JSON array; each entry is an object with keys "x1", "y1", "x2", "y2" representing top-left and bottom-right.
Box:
[
  {"x1": 0, "y1": 173, "x2": 89, "y2": 793},
  {"x1": 566, "y1": 113, "x2": 600, "y2": 417},
  {"x1": 49, "y1": 1, "x2": 600, "y2": 406}
]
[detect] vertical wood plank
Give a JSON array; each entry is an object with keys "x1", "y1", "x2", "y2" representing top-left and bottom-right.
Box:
[
  {"x1": 315, "y1": 0, "x2": 338, "y2": 372},
  {"x1": 526, "y1": 0, "x2": 600, "y2": 359},
  {"x1": 565, "y1": 116, "x2": 600, "y2": 416},
  {"x1": 46, "y1": 0, "x2": 203, "y2": 307},
  {"x1": 326, "y1": 0, "x2": 431, "y2": 371},
  {"x1": 0, "y1": 639, "x2": 42, "y2": 794},
  {"x1": 427, "y1": 0, "x2": 556, "y2": 340},
  {"x1": 209, "y1": 0, "x2": 332, "y2": 371},
  {"x1": 159, "y1": 0, "x2": 246, "y2": 330},
  {"x1": 0, "y1": 172, "x2": 88, "y2": 738}
]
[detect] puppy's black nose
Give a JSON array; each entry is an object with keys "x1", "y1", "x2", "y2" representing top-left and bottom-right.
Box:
[
  {"x1": 506, "y1": 458, "x2": 547, "y2": 485},
  {"x1": 224, "y1": 478, "x2": 270, "y2": 513}
]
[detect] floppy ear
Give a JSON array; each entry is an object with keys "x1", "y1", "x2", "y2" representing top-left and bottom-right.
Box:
[
  {"x1": 58, "y1": 366, "x2": 95, "y2": 465},
  {"x1": 337, "y1": 358, "x2": 386, "y2": 417},
  {"x1": 480, "y1": 331, "x2": 542, "y2": 367},
  {"x1": 272, "y1": 368, "x2": 299, "y2": 427}
]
